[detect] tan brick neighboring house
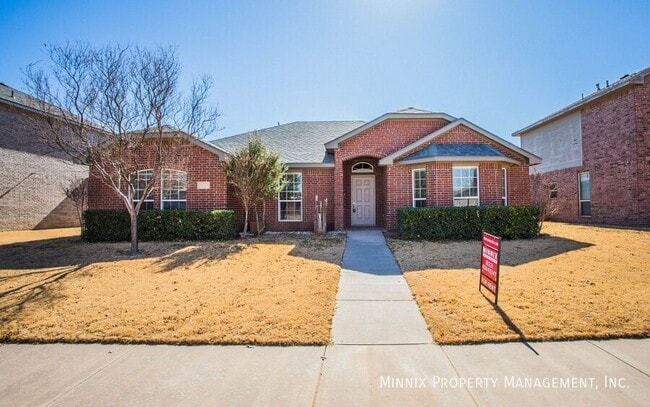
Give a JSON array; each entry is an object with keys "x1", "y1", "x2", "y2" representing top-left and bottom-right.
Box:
[
  {"x1": 88, "y1": 108, "x2": 542, "y2": 233},
  {"x1": 514, "y1": 67, "x2": 650, "y2": 227},
  {"x1": 0, "y1": 83, "x2": 88, "y2": 231}
]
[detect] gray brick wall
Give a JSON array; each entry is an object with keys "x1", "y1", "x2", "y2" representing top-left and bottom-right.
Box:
[{"x1": 0, "y1": 103, "x2": 88, "y2": 231}]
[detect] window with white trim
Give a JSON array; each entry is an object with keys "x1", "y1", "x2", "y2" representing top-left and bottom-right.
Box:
[
  {"x1": 549, "y1": 182, "x2": 558, "y2": 199},
  {"x1": 412, "y1": 169, "x2": 427, "y2": 208},
  {"x1": 501, "y1": 168, "x2": 507, "y2": 206},
  {"x1": 161, "y1": 170, "x2": 187, "y2": 210},
  {"x1": 453, "y1": 166, "x2": 479, "y2": 207},
  {"x1": 579, "y1": 172, "x2": 591, "y2": 216},
  {"x1": 130, "y1": 169, "x2": 154, "y2": 210},
  {"x1": 279, "y1": 173, "x2": 302, "y2": 221},
  {"x1": 351, "y1": 162, "x2": 374, "y2": 173}
]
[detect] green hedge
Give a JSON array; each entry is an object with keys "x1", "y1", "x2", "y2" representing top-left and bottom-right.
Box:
[
  {"x1": 397, "y1": 206, "x2": 540, "y2": 240},
  {"x1": 82, "y1": 209, "x2": 238, "y2": 242}
]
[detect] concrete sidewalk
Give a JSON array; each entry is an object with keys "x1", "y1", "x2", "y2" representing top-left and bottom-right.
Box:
[
  {"x1": 331, "y1": 230, "x2": 431, "y2": 345},
  {"x1": 1, "y1": 339, "x2": 648, "y2": 406}
]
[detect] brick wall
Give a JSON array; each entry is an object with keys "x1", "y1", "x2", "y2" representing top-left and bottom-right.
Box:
[
  {"x1": 335, "y1": 119, "x2": 531, "y2": 231},
  {"x1": 530, "y1": 73, "x2": 649, "y2": 227},
  {"x1": 381, "y1": 162, "x2": 530, "y2": 231},
  {"x1": 633, "y1": 74, "x2": 650, "y2": 226},
  {"x1": 334, "y1": 119, "x2": 450, "y2": 229},
  {"x1": 88, "y1": 142, "x2": 228, "y2": 210},
  {"x1": 228, "y1": 168, "x2": 336, "y2": 233},
  {"x1": 0, "y1": 148, "x2": 87, "y2": 231},
  {"x1": 0, "y1": 103, "x2": 88, "y2": 231}
]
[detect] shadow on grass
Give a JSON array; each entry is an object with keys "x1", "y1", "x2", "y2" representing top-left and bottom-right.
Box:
[
  {"x1": 151, "y1": 242, "x2": 245, "y2": 273},
  {"x1": 0, "y1": 265, "x2": 84, "y2": 326},
  {"x1": 0, "y1": 236, "x2": 246, "y2": 326},
  {"x1": 286, "y1": 235, "x2": 346, "y2": 264},
  {"x1": 0, "y1": 233, "x2": 345, "y2": 330},
  {"x1": 395, "y1": 235, "x2": 593, "y2": 272},
  {"x1": 481, "y1": 292, "x2": 539, "y2": 355}
]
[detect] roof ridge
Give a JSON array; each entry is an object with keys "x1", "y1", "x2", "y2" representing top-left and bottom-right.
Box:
[{"x1": 513, "y1": 66, "x2": 650, "y2": 136}]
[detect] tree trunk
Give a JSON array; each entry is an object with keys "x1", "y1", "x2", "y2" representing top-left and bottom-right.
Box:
[
  {"x1": 260, "y1": 200, "x2": 267, "y2": 234},
  {"x1": 242, "y1": 205, "x2": 250, "y2": 237},
  {"x1": 254, "y1": 204, "x2": 260, "y2": 236},
  {"x1": 129, "y1": 210, "x2": 139, "y2": 255}
]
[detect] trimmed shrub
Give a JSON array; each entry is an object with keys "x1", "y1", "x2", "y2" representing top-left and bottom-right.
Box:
[
  {"x1": 397, "y1": 206, "x2": 540, "y2": 240},
  {"x1": 82, "y1": 209, "x2": 238, "y2": 242}
]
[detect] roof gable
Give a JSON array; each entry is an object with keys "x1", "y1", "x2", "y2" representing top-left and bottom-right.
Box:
[
  {"x1": 324, "y1": 110, "x2": 456, "y2": 149},
  {"x1": 379, "y1": 118, "x2": 542, "y2": 165}
]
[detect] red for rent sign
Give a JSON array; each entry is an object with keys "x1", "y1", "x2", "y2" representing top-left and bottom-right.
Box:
[{"x1": 479, "y1": 232, "x2": 501, "y2": 304}]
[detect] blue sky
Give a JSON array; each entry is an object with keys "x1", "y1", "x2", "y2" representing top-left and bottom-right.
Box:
[{"x1": 1, "y1": 0, "x2": 648, "y2": 144}]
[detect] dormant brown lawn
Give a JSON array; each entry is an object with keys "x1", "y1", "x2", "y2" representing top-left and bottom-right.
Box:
[
  {"x1": 0, "y1": 228, "x2": 344, "y2": 345},
  {"x1": 387, "y1": 222, "x2": 650, "y2": 344}
]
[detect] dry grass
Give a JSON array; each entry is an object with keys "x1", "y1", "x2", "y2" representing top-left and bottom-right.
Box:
[
  {"x1": 0, "y1": 229, "x2": 344, "y2": 345},
  {"x1": 387, "y1": 222, "x2": 650, "y2": 344}
]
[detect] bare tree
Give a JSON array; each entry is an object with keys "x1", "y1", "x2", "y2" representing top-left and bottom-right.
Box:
[
  {"x1": 25, "y1": 43, "x2": 220, "y2": 254},
  {"x1": 530, "y1": 170, "x2": 558, "y2": 236},
  {"x1": 61, "y1": 176, "x2": 88, "y2": 227}
]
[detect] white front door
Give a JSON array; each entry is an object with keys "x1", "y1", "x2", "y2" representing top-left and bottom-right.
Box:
[{"x1": 351, "y1": 175, "x2": 376, "y2": 226}]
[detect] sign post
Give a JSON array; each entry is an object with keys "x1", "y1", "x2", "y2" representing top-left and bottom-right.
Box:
[{"x1": 479, "y1": 232, "x2": 501, "y2": 304}]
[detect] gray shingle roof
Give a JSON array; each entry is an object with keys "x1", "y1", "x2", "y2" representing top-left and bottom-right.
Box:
[
  {"x1": 0, "y1": 82, "x2": 54, "y2": 114},
  {"x1": 393, "y1": 107, "x2": 434, "y2": 114},
  {"x1": 399, "y1": 143, "x2": 504, "y2": 162},
  {"x1": 211, "y1": 121, "x2": 365, "y2": 164}
]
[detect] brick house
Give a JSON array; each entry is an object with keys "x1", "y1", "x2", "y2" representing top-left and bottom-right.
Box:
[
  {"x1": 514, "y1": 67, "x2": 650, "y2": 227},
  {"x1": 88, "y1": 108, "x2": 541, "y2": 232},
  {"x1": 0, "y1": 83, "x2": 88, "y2": 231}
]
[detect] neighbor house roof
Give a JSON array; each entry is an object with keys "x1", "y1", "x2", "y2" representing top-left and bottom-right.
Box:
[
  {"x1": 324, "y1": 108, "x2": 456, "y2": 149},
  {"x1": 212, "y1": 121, "x2": 365, "y2": 166},
  {"x1": 0, "y1": 82, "x2": 64, "y2": 118},
  {"x1": 380, "y1": 118, "x2": 542, "y2": 166},
  {"x1": 513, "y1": 67, "x2": 650, "y2": 137}
]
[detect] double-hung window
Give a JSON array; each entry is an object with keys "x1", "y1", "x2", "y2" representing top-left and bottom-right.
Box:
[
  {"x1": 279, "y1": 173, "x2": 302, "y2": 221},
  {"x1": 130, "y1": 169, "x2": 154, "y2": 210},
  {"x1": 161, "y1": 170, "x2": 187, "y2": 210},
  {"x1": 579, "y1": 172, "x2": 591, "y2": 216},
  {"x1": 412, "y1": 169, "x2": 427, "y2": 207},
  {"x1": 549, "y1": 182, "x2": 558, "y2": 199},
  {"x1": 453, "y1": 166, "x2": 479, "y2": 207}
]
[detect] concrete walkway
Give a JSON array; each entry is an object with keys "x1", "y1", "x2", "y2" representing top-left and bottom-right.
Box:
[{"x1": 331, "y1": 230, "x2": 431, "y2": 345}]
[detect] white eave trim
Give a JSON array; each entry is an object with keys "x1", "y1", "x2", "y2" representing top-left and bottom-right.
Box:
[
  {"x1": 378, "y1": 118, "x2": 542, "y2": 166},
  {"x1": 286, "y1": 162, "x2": 335, "y2": 168},
  {"x1": 142, "y1": 132, "x2": 228, "y2": 159},
  {"x1": 324, "y1": 112, "x2": 456, "y2": 149},
  {"x1": 189, "y1": 138, "x2": 229, "y2": 159},
  {"x1": 396, "y1": 156, "x2": 521, "y2": 166}
]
